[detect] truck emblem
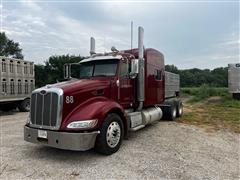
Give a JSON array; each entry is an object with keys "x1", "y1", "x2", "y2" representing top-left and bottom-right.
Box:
[{"x1": 40, "y1": 90, "x2": 47, "y2": 95}]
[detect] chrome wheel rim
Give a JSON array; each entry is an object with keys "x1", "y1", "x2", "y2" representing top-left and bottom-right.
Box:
[
  {"x1": 106, "y1": 121, "x2": 121, "y2": 148},
  {"x1": 173, "y1": 108, "x2": 177, "y2": 118},
  {"x1": 179, "y1": 106, "x2": 183, "y2": 115}
]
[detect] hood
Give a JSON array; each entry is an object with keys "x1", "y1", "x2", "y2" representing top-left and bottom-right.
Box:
[{"x1": 47, "y1": 78, "x2": 111, "y2": 94}]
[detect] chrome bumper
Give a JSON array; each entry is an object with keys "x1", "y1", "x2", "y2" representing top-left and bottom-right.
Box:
[{"x1": 24, "y1": 126, "x2": 99, "y2": 151}]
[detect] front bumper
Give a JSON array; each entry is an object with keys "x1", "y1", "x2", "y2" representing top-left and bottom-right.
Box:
[{"x1": 24, "y1": 126, "x2": 99, "y2": 151}]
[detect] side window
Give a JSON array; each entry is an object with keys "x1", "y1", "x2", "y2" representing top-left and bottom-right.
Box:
[
  {"x1": 9, "y1": 60, "x2": 14, "y2": 73},
  {"x1": 120, "y1": 62, "x2": 128, "y2": 77},
  {"x1": 2, "y1": 59, "x2": 6, "y2": 72},
  {"x1": 10, "y1": 79, "x2": 15, "y2": 94},
  {"x1": 30, "y1": 80, "x2": 34, "y2": 91},
  {"x1": 17, "y1": 61, "x2": 21, "y2": 73},
  {"x1": 155, "y1": 69, "x2": 162, "y2": 80},
  {"x1": 2, "y1": 79, "x2": 7, "y2": 93},
  {"x1": 18, "y1": 80, "x2": 22, "y2": 94},
  {"x1": 25, "y1": 80, "x2": 28, "y2": 94},
  {"x1": 30, "y1": 63, "x2": 33, "y2": 74},
  {"x1": 24, "y1": 62, "x2": 28, "y2": 74}
]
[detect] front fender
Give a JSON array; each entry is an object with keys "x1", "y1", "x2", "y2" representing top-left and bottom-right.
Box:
[{"x1": 60, "y1": 96, "x2": 125, "y2": 131}]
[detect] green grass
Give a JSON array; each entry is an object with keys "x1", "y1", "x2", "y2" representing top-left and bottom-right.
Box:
[
  {"x1": 179, "y1": 85, "x2": 240, "y2": 133},
  {"x1": 181, "y1": 85, "x2": 228, "y2": 102}
]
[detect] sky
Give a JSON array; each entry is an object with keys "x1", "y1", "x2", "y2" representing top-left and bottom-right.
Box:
[{"x1": 1, "y1": 0, "x2": 239, "y2": 69}]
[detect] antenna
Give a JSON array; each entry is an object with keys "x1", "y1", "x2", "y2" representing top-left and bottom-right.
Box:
[
  {"x1": 90, "y1": 37, "x2": 96, "y2": 55},
  {"x1": 104, "y1": 37, "x2": 106, "y2": 53},
  {"x1": 131, "y1": 21, "x2": 133, "y2": 50}
]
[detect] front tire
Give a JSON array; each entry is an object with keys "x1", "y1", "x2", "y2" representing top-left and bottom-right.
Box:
[{"x1": 95, "y1": 113, "x2": 124, "y2": 155}]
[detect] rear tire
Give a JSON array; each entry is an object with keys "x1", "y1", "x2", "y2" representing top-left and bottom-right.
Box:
[
  {"x1": 0, "y1": 103, "x2": 17, "y2": 112},
  {"x1": 233, "y1": 93, "x2": 240, "y2": 100},
  {"x1": 175, "y1": 100, "x2": 183, "y2": 118},
  {"x1": 95, "y1": 113, "x2": 124, "y2": 155},
  {"x1": 18, "y1": 98, "x2": 30, "y2": 112},
  {"x1": 161, "y1": 101, "x2": 177, "y2": 121}
]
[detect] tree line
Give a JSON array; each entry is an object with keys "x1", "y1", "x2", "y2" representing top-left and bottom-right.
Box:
[
  {"x1": 0, "y1": 32, "x2": 228, "y2": 88},
  {"x1": 165, "y1": 65, "x2": 228, "y2": 87}
]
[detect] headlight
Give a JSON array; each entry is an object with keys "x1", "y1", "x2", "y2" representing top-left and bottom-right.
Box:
[{"x1": 67, "y1": 119, "x2": 98, "y2": 129}]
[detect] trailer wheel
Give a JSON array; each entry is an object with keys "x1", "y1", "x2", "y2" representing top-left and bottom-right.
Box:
[
  {"x1": 176, "y1": 100, "x2": 183, "y2": 117},
  {"x1": 0, "y1": 103, "x2": 17, "y2": 112},
  {"x1": 18, "y1": 98, "x2": 30, "y2": 112},
  {"x1": 95, "y1": 113, "x2": 124, "y2": 155},
  {"x1": 233, "y1": 93, "x2": 240, "y2": 100},
  {"x1": 161, "y1": 101, "x2": 177, "y2": 121}
]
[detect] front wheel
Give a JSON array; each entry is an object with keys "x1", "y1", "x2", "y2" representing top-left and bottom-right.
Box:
[{"x1": 95, "y1": 113, "x2": 124, "y2": 155}]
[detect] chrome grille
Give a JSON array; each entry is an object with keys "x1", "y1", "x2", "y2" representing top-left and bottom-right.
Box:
[{"x1": 30, "y1": 88, "x2": 63, "y2": 129}]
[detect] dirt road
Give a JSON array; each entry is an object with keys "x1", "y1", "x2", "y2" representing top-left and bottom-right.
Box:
[{"x1": 0, "y1": 112, "x2": 239, "y2": 179}]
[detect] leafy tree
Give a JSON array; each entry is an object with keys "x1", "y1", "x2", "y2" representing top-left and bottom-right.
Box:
[
  {"x1": 35, "y1": 55, "x2": 84, "y2": 87},
  {"x1": 0, "y1": 32, "x2": 24, "y2": 59},
  {"x1": 165, "y1": 64, "x2": 179, "y2": 74},
  {"x1": 35, "y1": 64, "x2": 47, "y2": 88}
]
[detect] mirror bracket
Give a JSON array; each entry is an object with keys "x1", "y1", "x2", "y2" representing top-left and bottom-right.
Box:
[{"x1": 64, "y1": 63, "x2": 71, "y2": 80}]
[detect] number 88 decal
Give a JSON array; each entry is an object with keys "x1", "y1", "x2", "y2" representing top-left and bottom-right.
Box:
[{"x1": 66, "y1": 96, "x2": 74, "y2": 104}]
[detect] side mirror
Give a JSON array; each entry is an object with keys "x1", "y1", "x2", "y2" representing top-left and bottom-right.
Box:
[
  {"x1": 64, "y1": 64, "x2": 71, "y2": 79},
  {"x1": 129, "y1": 59, "x2": 139, "y2": 79}
]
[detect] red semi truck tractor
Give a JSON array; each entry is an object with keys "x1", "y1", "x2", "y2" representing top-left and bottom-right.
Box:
[{"x1": 24, "y1": 27, "x2": 183, "y2": 155}]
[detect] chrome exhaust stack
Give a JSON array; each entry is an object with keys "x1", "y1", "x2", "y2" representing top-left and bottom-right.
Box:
[
  {"x1": 90, "y1": 37, "x2": 96, "y2": 56},
  {"x1": 137, "y1": 26, "x2": 145, "y2": 110}
]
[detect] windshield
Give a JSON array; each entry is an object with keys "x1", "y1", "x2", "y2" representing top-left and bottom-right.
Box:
[{"x1": 76, "y1": 59, "x2": 118, "y2": 79}]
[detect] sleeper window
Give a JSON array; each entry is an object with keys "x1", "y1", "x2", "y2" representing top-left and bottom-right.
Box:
[{"x1": 155, "y1": 69, "x2": 162, "y2": 80}]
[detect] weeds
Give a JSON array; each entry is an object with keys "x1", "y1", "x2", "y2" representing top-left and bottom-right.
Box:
[
  {"x1": 181, "y1": 85, "x2": 228, "y2": 102},
  {"x1": 180, "y1": 85, "x2": 240, "y2": 133}
]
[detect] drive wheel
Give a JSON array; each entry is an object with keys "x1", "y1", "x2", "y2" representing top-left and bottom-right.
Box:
[
  {"x1": 18, "y1": 98, "x2": 30, "y2": 112},
  {"x1": 162, "y1": 101, "x2": 177, "y2": 121},
  {"x1": 95, "y1": 113, "x2": 123, "y2": 155}
]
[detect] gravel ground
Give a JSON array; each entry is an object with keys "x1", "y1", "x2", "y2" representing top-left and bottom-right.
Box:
[{"x1": 0, "y1": 112, "x2": 239, "y2": 180}]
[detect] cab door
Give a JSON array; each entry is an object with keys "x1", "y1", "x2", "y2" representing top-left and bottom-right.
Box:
[{"x1": 118, "y1": 60, "x2": 134, "y2": 108}]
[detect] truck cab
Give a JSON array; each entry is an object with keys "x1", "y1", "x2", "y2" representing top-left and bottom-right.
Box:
[{"x1": 24, "y1": 27, "x2": 183, "y2": 155}]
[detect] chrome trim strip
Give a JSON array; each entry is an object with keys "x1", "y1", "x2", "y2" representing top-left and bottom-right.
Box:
[
  {"x1": 34, "y1": 94, "x2": 37, "y2": 125},
  {"x1": 42, "y1": 94, "x2": 44, "y2": 126},
  {"x1": 49, "y1": 93, "x2": 52, "y2": 127}
]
